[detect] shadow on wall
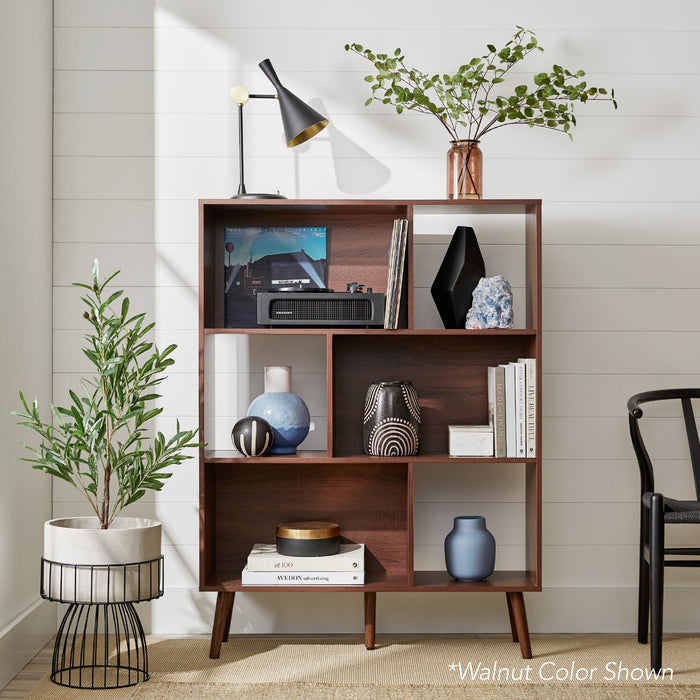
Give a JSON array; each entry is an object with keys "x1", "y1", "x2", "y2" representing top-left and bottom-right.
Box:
[{"x1": 299, "y1": 98, "x2": 391, "y2": 196}]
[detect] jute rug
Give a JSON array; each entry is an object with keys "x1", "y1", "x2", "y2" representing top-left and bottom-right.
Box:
[{"x1": 23, "y1": 634, "x2": 700, "y2": 699}]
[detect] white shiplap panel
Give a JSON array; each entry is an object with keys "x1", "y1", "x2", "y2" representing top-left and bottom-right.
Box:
[
  {"x1": 544, "y1": 245, "x2": 700, "y2": 290},
  {"x1": 543, "y1": 416, "x2": 632, "y2": 461},
  {"x1": 53, "y1": 26, "x2": 698, "y2": 75},
  {"x1": 544, "y1": 331, "x2": 700, "y2": 375},
  {"x1": 54, "y1": 112, "x2": 700, "y2": 162},
  {"x1": 544, "y1": 502, "x2": 700, "y2": 548},
  {"x1": 53, "y1": 284, "x2": 198, "y2": 330},
  {"x1": 53, "y1": 242, "x2": 198, "y2": 287},
  {"x1": 543, "y1": 545, "x2": 700, "y2": 589},
  {"x1": 54, "y1": 155, "x2": 700, "y2": 203},
  {"x1": 543, "y1": 460, "x2": 639, "y2": 504},
  {"x1": 54, "y1": 70, "x2": 156, "y2": 114},
  {"x1": 55, "y1": 0, "x2": 700, "y2": 32},
  {"x1": 543, "y1": 373, "x2": 700, "y2": 418},
  {"x1": 55, "y1": 71, "x2": 700, "y2": 124},
  {"x1": 161, "y1": 544, "x2": 200, "y2": 589},
  {"x1": 543, "y1": 202, "x2": 700, "y2": 245},
  {"x1": 54, "y1": 199, "x2": 198, "y2": 244},
  {"x1": 544, "y1": 289, "x2": 700, "y2": 331},
  {"x1": 543, "y1": 502, "x2": 637, "y2": 546},
  {"x1": 545, "y1": 415, "x2": 700, "y2": 467}
]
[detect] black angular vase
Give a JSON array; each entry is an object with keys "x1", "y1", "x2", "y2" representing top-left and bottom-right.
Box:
[
  {"x1": 363, "y1": 381, "x2": 420, "y2": 457},
  {"x1": 430, "y1": 226, "x2": 485, "y2": 328}
]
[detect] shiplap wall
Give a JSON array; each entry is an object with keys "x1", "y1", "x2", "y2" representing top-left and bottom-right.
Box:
[
  {"x1": 0, "y1": 0, "x2": 55, "y2": 686},
  {"x1": 52, "y1": 0, "x2": 700, "y2": 634}
]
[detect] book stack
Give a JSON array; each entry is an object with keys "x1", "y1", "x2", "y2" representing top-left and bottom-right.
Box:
[
  {"x1": 241, "y1": 543, "x2": 365, "y2": 585},
  {"x1": 487, "y1": 358, "x2": 536, "y2": 458},
  {"x1": 384, "y1": 218, "x2": 409, "y2": 329}
]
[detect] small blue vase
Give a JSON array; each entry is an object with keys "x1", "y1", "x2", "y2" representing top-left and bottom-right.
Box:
[
  {"x1": 444, "y1": 515, "x2": 496, "y2": 581},
  {"x1": 247, "y1": 366, "x2": 310, "y2": 455}
]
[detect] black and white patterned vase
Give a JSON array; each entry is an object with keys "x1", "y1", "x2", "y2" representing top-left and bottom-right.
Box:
[
  {"x1": 231, "y1": 416, "x2": 274, "y2": 457},
  {"x1": 363, "y1": 381, "x2": 420, "y2": 456}
]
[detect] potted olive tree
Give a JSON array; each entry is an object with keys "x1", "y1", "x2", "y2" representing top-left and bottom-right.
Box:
[
  {"x1": 11, "y1": 259, "x2": 200, "y2": 603},
  {"x1": 345, "y1": 26, "x2": 617, "y2": 198}
]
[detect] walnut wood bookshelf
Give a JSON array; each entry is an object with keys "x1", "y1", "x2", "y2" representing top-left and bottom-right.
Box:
[{"x1": 199, "y1": 198, "x2": 542, "y2": 660}]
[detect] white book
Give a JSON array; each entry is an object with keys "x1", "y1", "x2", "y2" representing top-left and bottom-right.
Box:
[
  {"x1": 500, "y1": 363, "x2": 516, "y2": 457},
  {"x1": 518, "y1": 357, "x2": 537, "y2": 458},
  {"x1": 247, "y1": 543, "x2": 365, "y2": 572},
  {"x1": 511, "y1": 361, "x2": 527, "y2": 459},
  {"x1": 241, "y1": 566, "x2": 364, "y2": 585}
]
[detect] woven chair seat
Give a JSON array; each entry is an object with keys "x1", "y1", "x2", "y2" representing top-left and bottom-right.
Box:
[{"x1": 642, "y1": 492, "x2": 700, "y2": 523}]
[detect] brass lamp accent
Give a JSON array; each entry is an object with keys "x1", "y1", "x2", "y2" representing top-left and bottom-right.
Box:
[{"x1": 230, "y1": 59, "x2": 329, "y2": 199}]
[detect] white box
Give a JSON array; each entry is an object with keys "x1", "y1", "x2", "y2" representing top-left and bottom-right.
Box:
[{"x1": 448, "y1": 425, "x2": 494, "y2": 457}]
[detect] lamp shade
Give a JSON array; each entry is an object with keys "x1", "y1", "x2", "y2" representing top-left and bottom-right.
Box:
[{"x1": 259, "y1": 59, "x2": 329, "y2": 147}]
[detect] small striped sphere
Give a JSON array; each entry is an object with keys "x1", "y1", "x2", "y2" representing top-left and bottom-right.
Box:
[{"x1": 231, "y1": 416, "x2": 274, "y2": 457}]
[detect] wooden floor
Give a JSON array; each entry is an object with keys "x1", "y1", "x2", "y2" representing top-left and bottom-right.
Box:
[{"x1": 0, "y1": 639, "x2": 53, "y2": 699}]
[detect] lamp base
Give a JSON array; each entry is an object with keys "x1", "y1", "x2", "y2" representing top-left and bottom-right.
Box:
[{"x1": 230, "y1": 192, "x2": 287, "y2": 199}]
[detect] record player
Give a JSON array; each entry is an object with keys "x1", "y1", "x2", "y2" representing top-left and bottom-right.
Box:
[{"x1": 257, "y1": 283, "x2": 385, "y2": 327}]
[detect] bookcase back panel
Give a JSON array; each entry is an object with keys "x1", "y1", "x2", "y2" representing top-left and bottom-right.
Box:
[
  {"x1": 204, "y1": 462, "x2": 409, "y2": 584},
  {"x1": 332, "y1": 335, "x2": 535, "y2": 457},
  {"x1": 200, "y1": 202, "x2": 409, "y2": 329}
]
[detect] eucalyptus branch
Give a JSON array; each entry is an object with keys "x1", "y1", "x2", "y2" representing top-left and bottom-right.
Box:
[{"x1": 345, "y1": 27, "x2": 616, "y2": 144}]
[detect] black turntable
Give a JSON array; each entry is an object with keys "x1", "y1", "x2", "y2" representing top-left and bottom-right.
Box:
[{"x1": 257, "y1": 283, "x2": 385, "y2": 327}]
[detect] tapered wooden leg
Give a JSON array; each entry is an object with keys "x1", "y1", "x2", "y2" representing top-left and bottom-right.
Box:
[
  {"x1": 364, "y1": 592, "x2": 376, "y2": 650},
  {"x1": 506, "y1": 591, "x2": 519, "y2": 642},
  {"x1": 506, "y1": 592, "x2": 532, "y2": 659},
  {"x1": 209, "y1": 591, "x2": 235, "y2": 659}
]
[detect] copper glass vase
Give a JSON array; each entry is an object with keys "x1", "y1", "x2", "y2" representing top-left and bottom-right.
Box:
[{"x1": 447, "y1": 140, "x2": 483, "y2": 199}]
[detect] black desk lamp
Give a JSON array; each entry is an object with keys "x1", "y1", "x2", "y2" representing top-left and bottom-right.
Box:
[{"x1": 230, "y1": 59, "x2": 329, "y2": 199}]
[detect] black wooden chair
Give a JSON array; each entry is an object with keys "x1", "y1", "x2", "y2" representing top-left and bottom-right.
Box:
[{"x1": 627, "y1": 389, "x2": 700, "y2": 671}]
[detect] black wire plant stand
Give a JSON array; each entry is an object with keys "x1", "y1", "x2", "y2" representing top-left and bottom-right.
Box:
[{"x1": 40, "y1": 556, "x2": 164, "y2": 689}]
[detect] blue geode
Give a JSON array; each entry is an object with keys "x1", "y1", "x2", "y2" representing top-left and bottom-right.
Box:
[{"x1": 465, "y1": 276, "x2": 514, "y2": 329}]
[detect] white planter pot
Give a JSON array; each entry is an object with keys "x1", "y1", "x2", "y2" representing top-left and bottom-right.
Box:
[{"x1": 42, "y1": 517, "x2": 162, "y2": 603}]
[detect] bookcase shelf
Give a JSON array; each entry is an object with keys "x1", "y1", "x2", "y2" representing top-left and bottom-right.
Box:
[
  {"x1": 203, "y1": 450, "x2": 537, "y2": 464},
  {"x1": 199, "y1": 198, "x2": 541, "y2": 660}
]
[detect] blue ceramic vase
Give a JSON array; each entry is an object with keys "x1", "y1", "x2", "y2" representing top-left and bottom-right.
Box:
[
  {"x1": 247, "y1": 366, "x2": 310, "y2": 455},
  {"x1": 444, "y1": 515, "x2": 496, "y2": 581}
]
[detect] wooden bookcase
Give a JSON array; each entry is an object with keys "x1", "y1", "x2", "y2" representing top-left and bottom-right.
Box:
[{"x1": 199, "y1": 198, "x2": 542, "y2": 659}]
